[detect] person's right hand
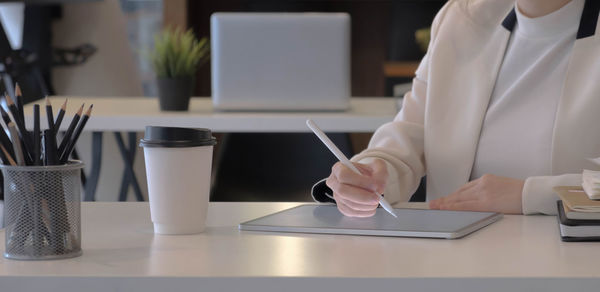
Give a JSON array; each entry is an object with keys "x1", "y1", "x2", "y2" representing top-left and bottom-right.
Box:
[{"x1": 325, "y1": 159, "x2": 388, "y2": 217}]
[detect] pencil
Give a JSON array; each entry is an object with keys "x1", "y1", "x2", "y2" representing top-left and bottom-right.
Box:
[
  {"x1": 7, "y1": 122, "x2": 25, "y2": 166},
  {"x1": 45, "y1": 97, "x2": 55, "y2": 133},
  {"x1": 0, "y1": 136, "x2": 8, "y2": 164},
  {"x1": 0, "y1": 106, "x2": 15, "y2": 157},
  {"x1": 0, "y1": 144, "x2": 16, "y2": 166},
  {"x1": 0, "y1": 143, "x2": 8, "y2": 164},
  {"x1": 33, "y1": 104, "x2": 40, "y2": 165},
  {"x1": 5, "y1": 93, "x2": 22, "y2": 128},
  {"x1": 60, "y1": 104, "x2": 92, "y2": 163},
  {"x1": 43, "y1": 129, "x2": 58, "y2": 165},
  {"x1": 14, "y1": 83, "x2": 24, "y2": 125},
  {"x1": 14, "y1": 83, "x2": 21, "y2": 97},
  {"x1": 43, "y1": 131, "x2": 68, "y2": 254},
  {"x1": 5, "y1": 94, "x2": 33, "y2": 164},
  {"x1": 0, "y1": 106, "x2": 11, "y2": 126},
  {"x1": 0, "y1": 114, "x2": 15, "y2": 159},
  {"x1": 54, "y1": 99, "x2": 67, "y2": 132},
  {"x1": 58, "y1": 104, "x2": 83, "y2": 157}
]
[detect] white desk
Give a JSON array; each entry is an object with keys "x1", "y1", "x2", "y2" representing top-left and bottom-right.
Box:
[
  {"x1": 25, "y1": 97, "x2": 398, "y2": 132},
  {"x1": 0, "y1": 202, "x2": 599, "y2": 292}
]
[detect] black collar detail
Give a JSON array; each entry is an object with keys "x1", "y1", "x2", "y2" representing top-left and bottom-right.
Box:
[
  {"x1": 577, "y1": 0, "x2": 600, "y2": 39},
  {"x1": 501, "y1": 0, "x2": 600, "y2": 39},
  {"x1": 501, "y1": 8, "x2": 517, "y2": 31}
]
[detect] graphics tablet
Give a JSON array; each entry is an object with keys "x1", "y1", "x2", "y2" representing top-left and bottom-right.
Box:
[{"x1": 239, "y1": 205, "x2": 502, "y2": 239}]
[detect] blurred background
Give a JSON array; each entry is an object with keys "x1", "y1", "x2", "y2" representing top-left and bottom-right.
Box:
[{"x1": 0, "y1": 0, "x2": 444, "y2": 202}]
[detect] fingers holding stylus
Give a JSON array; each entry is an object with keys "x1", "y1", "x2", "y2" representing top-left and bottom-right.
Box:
[
  {"x1": 331, "y1": 160, "x2": 387, "y2": 194},
  {"x1": 326, "y1": 159, "x2": 389, "y2": 217},
  {"x1": 335, "y1": 196, "x2": 377, "y2": 217},
  {"x1": 334, "y1": 192, "x2": 378, "y2": 211},
  {"x1": 362, "y1": 159, "x2": 389, "y2": 193},
  {"x1": 307, "y1": 119, "x2": 396, "y2": 218},
  {"x1": 327, "y1": 176, "x2": 380, "y2": 205}
]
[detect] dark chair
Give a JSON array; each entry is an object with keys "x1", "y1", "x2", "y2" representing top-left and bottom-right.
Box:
[
  {"x1": 211, "y1": 133, "x2": 353, "y2": 202},
  {"x1": 409, "y1": 177, "x2": 426, "y2": 202}
]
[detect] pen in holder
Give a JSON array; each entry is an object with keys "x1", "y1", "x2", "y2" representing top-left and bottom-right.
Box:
[
  {"x1": 2, "y1": 161, "x2": 83, "y2": 260},
  {"x1": 0, "y1": 88, "x2": 92, "y2": 259}
]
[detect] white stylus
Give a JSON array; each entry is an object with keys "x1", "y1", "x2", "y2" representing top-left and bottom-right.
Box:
[{"x1": 306, "y1": 119, "x2": 398, "y2": 218}]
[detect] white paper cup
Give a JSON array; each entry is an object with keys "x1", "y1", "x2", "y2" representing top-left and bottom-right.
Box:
[{"x1": 140, "y1": 127, "x2": 216, "y2": 235}]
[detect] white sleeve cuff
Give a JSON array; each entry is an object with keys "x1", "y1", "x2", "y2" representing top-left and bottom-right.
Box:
[{"x1": 522, "y1": 173, "x2": 582, "y2": 215}]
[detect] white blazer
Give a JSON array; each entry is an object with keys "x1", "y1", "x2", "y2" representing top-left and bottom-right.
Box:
[{"x1": 344, "y1": 0, "x2": 600, "y2": 215}]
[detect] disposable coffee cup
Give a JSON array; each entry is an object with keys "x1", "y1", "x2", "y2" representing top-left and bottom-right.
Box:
[{"x1": 140, "y1": 126, "x2": 216, "y2": 235}]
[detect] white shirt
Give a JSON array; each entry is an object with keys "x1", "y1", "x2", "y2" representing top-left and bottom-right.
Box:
[
  {"x1": 346, "y1": 0, "x2": 600, "y2": 215},
  {"x1": 471, "y1": 0, "x2": 585, "y2": 180}
]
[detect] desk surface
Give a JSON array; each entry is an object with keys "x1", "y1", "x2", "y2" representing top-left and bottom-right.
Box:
[
  {"x1": 0, "y1": 202, "x2": 599, "y2": 292},
  {"x1": 24, "y1": 97, "x2": 398, "y2": 132}
]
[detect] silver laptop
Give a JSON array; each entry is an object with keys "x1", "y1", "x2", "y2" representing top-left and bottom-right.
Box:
[
  {"x1": 239, "y1": 205, "x2": 503, "y2": 239},
  {"x1": 211, "y1": 13, "x2": 351, "y2": 111}
]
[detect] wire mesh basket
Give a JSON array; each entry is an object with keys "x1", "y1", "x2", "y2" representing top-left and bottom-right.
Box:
[{"x1": 2, "y1": 161, "x2": 83, "y2": 260}]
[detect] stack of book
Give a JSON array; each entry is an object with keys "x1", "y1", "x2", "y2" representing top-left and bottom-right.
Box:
[{"x1": 555, "y1": 186, "x2": 600, "y2": 241}]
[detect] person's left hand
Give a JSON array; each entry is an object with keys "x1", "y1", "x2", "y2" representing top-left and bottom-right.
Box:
[{"x1": 428, "y1": 174, "x2": 524, "y2": 214}]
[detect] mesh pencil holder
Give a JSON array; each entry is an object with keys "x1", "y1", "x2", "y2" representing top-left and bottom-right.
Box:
[{"x1": 2, "y1": 161, "x2": 83, "y2": 260}]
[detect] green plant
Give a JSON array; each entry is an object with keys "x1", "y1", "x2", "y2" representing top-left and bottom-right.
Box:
[{"x1": 150, "y1": 28, "x2": 209, "y2": 78}]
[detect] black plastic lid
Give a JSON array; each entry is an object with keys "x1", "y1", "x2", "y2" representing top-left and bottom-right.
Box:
[{"x1": 139, "y1": 126, "x2": 216, "y2": 148}]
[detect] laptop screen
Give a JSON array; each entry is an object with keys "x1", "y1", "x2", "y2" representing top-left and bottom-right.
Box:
[{"x1": 211, "y1": 13, "x2": 351, "y2": 111}]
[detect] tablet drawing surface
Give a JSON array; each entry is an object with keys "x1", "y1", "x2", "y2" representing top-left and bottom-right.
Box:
[{"x1": 239, "y1": 205, "x2": 502, "y2": 239}]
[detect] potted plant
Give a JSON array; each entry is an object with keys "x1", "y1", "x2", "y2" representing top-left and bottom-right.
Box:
[{"x1": 150, "y1": 28, "x2": 209, "y2": 111}]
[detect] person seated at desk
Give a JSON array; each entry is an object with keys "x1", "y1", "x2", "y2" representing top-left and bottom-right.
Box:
[{"x1": 319, "y1": 0, "x2": 600, "y2": 216}]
